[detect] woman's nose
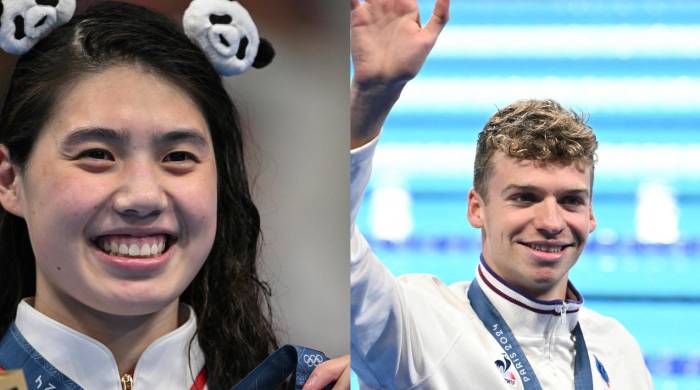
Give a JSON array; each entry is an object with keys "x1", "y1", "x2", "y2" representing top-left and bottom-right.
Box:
[{"x1": 113, "y1": 161, "x2": 167, "y2": 219}]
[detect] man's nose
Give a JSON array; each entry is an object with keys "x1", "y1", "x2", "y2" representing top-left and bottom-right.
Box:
[
  {"x1": 113, "y1": 161, "x2": 167, "y2": 219},
  {"x1": 534, "y1": 197, "x2": 565, "y2": 238}
]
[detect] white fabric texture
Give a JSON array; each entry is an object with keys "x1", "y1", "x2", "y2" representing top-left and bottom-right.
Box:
[
  {"x1": 15, "y1": 299, "x2": 206, "y2": 390},
  {"x1": 0, "y1": 0, "x2": 75, "y2": 55},
  {"x1": 183, "y1": 0, "x2": 260, "y2": 76},
  {"x1": 350, "y1": 140, "x2": 653, "y2": 390}
]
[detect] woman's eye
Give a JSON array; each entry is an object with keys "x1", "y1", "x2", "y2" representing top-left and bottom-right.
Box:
[
  {"x1": 163, "y1": 151, "x2": 198, "y2": 163},
  {"x1": 78, "y1": 149, "x2": 114, "y2": 161}
]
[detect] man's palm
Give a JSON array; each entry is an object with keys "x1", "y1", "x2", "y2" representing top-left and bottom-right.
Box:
[{"x1": 351, "y1": 0, "x2": 449, "y2": 88}]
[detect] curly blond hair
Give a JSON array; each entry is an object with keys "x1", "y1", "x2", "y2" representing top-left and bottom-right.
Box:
[{"x1": 474, "y1": 99, "x2": 598, "y2": 198}]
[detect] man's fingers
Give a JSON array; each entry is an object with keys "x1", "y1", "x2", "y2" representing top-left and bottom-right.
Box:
[
  {"x1": 351, "y1": 0, "x2": 360, "y2": 10},
  {"x1": 425, "y1": 0, "x2": 450, "y2": 38},
  {"x1": 302, "y1": 355, "x2": 351, "y2": 390},
  {"x1": 331, "y1": 364, "x2": 351, "y2": 390}
]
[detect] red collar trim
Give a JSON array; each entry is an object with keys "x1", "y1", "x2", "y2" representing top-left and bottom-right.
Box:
[{"x1": 190, "y1": 367, "x2": 207, "y2": 390}]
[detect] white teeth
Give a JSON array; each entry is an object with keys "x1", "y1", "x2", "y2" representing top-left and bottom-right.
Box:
[
  {"x1": 97, "y1": 235, "x2": 169, "y2": 258},
  {"x1": 529, "y1": 244, "x2": 564, "y2": 253}
]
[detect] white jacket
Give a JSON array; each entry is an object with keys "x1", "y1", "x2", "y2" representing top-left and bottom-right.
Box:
[
  {"x1": 9, "y1": 299, "x2": 206, "y2": 390},
  {"x1": 350, "y1": 138, "x2": 653, "y2": 390}
]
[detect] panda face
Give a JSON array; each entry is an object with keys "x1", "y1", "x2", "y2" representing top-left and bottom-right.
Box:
[
  {"x1": 0, "y1": 0, "x2": 76, "y2": 55},
  {"x1": 183, "y1": 0, "x2": 268, "y2": 76}
]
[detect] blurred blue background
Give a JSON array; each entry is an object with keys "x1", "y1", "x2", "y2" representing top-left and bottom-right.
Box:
[{"x1": 353, "y1": 1, "x2": 700, "y2": 388}]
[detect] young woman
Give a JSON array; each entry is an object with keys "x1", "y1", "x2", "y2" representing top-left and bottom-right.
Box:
[{"x1": 0, "y1": 2, "x2": 347, "y2": 389}]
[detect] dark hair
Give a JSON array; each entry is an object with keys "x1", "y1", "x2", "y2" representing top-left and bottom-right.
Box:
[{"x1": 0, "y1": 2, "x2": 276, "y2": 388}]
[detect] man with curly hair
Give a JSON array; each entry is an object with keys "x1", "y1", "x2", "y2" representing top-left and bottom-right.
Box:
[{"x1": 350, "y1": 0, "x2": 653, "y2": 388}]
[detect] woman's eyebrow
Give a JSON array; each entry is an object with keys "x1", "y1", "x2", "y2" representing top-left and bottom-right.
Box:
[
  {"x1": 61, "y1": 128, "x2": 208, "y2": 149},
  {"x1": 62, "y1": 127, "x2": 128, "y2": 147},
  {"x1": 154, "y1": 129, "x2": 209, "y2": 149}
]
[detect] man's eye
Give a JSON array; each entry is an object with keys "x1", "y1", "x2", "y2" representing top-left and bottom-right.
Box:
[
  {"x1": 562, "y1": 196, "x2": 585, "y2": 206},
  {"x1": 163, "y1": 151, "x2": 198, "y2": 163},
  {"x1": 78, "y1": 149, "x2": 114, "y2": 161},
  {"x1": 513, "y1": 193, "x2": 537, "y2": 203}
]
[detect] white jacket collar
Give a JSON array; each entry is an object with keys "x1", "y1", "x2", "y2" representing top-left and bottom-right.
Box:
[
  {"x1": 15, "y1": 299, "x2": 205, "y2": 390},
  {"x1": 476, "y1": 257, "x2": 583, "y2": 337}
]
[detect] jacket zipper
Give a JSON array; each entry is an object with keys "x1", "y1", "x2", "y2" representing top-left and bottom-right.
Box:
[
  {"x1": 547, "y1": 301, "x2": 568, "y2": 361},
  {"x1": 559, "y1": 300, "x2": 568, "y2": 326},
  {"x1": 121, "y1": 373, "x2": 133, "y2": 390}
]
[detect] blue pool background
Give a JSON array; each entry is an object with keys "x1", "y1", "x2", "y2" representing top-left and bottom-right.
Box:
[{"x1": 352, "y1": 1, "x2": 700, "y2": 388}]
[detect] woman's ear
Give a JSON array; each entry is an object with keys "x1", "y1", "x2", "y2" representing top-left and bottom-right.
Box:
[{"x1": 0, "y1": 145, "x2": 24, "y2": 217}]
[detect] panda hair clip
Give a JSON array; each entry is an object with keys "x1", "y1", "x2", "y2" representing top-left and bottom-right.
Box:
[
  {"x1": 0, "y1": 0, "x2": 76, "y2": 55},
  {"x1": 0, "y1": 0, "x2": 275, "y2": 76},
  {"x1": 184, "y1": 0, "x2": 274, "y2": 75}
]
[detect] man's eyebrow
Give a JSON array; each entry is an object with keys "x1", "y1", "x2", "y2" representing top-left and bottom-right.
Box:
[
  {"x1": 62, "y1": 127, "x2": 129, "y2": 147},
  {"x1": 501, "y1": 184, "x2": 540, "y2": 197},
  {"x1": 501, "y1": 185, "x2": 590, "y2": 197},
  {"x1": 562, "y1": 188, "x2": 589, "y2": 195}
]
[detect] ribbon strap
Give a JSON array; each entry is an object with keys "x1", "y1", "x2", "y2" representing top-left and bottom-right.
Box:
[
  {"x1": 1, "y1": 323, "x2": 330, "y2": 390},
  {"x1": 0, "y1": 324, "x2": 81, "y2": 389},
  {"x1": 467, "y1": 280, "x2": 593, "y2": 390},
  {"x1": 232, "y1": 345, "x2": 331, "y2": 390}
]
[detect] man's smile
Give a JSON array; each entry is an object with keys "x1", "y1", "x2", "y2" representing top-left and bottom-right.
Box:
[{"x1": 518, "y1": 240, "x2": 576, "y2": 254}]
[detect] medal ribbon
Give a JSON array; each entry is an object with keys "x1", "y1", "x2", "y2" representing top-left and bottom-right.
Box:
[
  {"x1": 231, "y1": 345, "x2": 330, "y2": 390},
  {"x1": 1, "y1": 323, "x2": 329, "y2": 390},
  {"x1": 468, "y1": 280, "x2": 593, "y2": 390},
  {"x1": 0, "y1": 323, "x2": 82, "y2": 389}
]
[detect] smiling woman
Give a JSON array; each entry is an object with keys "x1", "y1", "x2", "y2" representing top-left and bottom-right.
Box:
[
  {"x1": 14, "y1": 65, "x2": 218, "y2": 318},
  {"x1": 0, "y1": 2, "x2": 340, "y2": 390}
]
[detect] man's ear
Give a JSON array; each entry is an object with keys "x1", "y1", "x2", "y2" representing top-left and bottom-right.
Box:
[
  {"x1": 467, "y1": 188, "x2": 484, "y2": 228},
  {"x1": 0, "y1": 145, "x2": 24, "y2": 217},
  {"x1": 589, "y1": 204, "x2": 596, "y2": 233}
]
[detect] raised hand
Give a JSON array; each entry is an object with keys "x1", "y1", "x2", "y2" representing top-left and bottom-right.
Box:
[
  {"x1": 351, "y1": 0, "x2": 449, "y2": 89},
  {"x1": 350, "y1": 0, "x2": 449, "y2": 147}
]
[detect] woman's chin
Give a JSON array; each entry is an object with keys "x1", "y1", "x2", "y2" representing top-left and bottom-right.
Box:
[{"x1": 83, "y1": 280, "x2": 183, "y2": 317}]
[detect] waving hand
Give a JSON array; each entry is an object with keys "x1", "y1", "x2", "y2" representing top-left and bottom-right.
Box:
[{"x1": 350, "y1": 0, "x2": 449, "y2": 147}]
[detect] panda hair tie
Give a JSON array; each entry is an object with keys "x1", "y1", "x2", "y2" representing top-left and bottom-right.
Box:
[
  {"x1": 183, "y1": 0, "x2": 275, "y2": 76},
  {"x1": 0, "y1": 0, "x2": 76, "y2": 55},
  {"x1": 0, "y1": 0, "x2": 274, "y2": 76}
]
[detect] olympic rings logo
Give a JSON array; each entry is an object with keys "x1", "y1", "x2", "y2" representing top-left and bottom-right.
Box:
[{"x1": 303, "y1": 354, "x2": 325, "y2": 367}]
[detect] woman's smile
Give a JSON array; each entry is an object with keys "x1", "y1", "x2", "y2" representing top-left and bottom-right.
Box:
[
  {"x1": 92, "y1": 234, "x2": 176, "y2": 275},
  {"x1": 97, "y1": 235, "x2": 169, "y2": 259}
]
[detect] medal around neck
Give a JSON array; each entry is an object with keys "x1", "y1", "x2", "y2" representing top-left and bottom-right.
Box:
[
  {"x1": 183, "y1": 0, "x2": 275, "y2": 76},
  {"x1": 0, "y1": 0, "x2": 76, "y2": 55}
]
